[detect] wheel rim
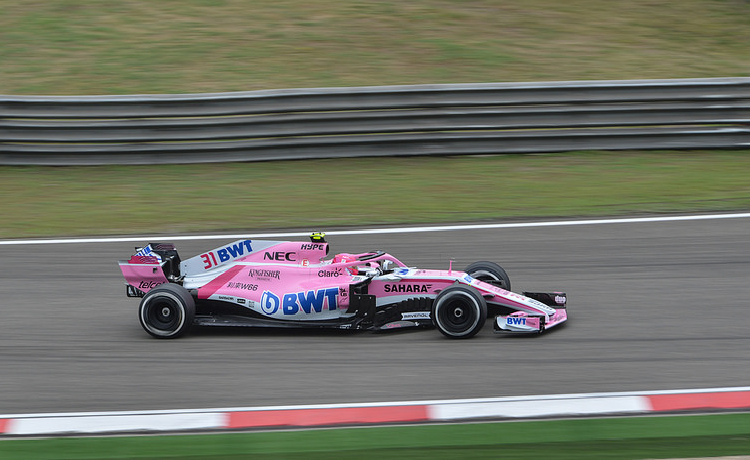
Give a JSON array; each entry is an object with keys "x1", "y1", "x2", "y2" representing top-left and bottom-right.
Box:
[
  {"x1": 141, "y1": 293, "x2": 184, "y2": 336},
  {"x1": 436, "y1": 292, "x2": 479, "y2": 335}
]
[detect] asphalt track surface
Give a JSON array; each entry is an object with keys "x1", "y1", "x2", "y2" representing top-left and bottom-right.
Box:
[{"x1": 1, "y1": 216, "x2": 748, "y2": 415}]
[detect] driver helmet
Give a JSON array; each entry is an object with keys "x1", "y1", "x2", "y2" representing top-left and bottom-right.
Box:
[{"x1": 332, "y1": 253, "x2": 359, "y2": 275}]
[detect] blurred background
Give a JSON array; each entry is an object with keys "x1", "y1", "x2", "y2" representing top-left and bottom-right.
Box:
[
  {"x1": 1, "y1": 2, "x2": 750, "y2": 457},
  {"x1": 2, "y1": 0, "x2": 748, "y2": 95}
]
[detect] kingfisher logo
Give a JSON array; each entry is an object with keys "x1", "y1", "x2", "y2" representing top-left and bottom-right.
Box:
[
  {"x1": 261, "y1": 288, "x2": 338, "y2": 316},
  {"x1": 248, "y1": 269, "x2": 280, "y2": 280}
]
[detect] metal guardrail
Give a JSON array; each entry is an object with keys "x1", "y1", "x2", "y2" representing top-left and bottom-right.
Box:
[{"x1": 1, "y1": 78, "x2": 748, "y2": 165}]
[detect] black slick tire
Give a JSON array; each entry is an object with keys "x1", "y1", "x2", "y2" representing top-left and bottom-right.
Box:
[
  {"x1": 138, "y1": 284, "x2": 195, "y2": 339},
  {"x1": 465, "y1": 261, "x2": 511, "y2": 291},
  {"x1": 432, "y1": 285, "x2": 487, "y2": 339}
]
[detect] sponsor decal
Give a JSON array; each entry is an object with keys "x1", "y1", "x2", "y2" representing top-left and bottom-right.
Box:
[
  {"x1": 401, "y1": 311, "x2": 430, "y2": 320},
  {"x1": 200, "y1": 240, "x2": 253, "y2": 269},
  {"x1": 395, "y1": 268, "x2": 410, "y2": 276},
  {"x1": 318, "y1": 268, "x2": 344, "y2": 278},
  {"x1": 463, "y1": 274, "x2": 475, "y2": 284},
  {"x1": 383, "y1": 284, "x2": 433, "y2": 293},
  {"x1": 248, "y1": 269, "x2": 280, "y2": 280},
  {"x1": 134, "y1": 245, "x2": 162, "y2": 262},
  {"x1": 555, "y1": 295, "x2": 567, "y2": 305},
  {"x1": 215, "y1": 295, "x2": 254, "y2": 307},
  {"x1": 264, "y1": 251, "x2": 296, "y2": 262},
  {"x1": 507, "y1": 317, "x2": 527, "y2": 326},
  {"x1": 138, "y1": 280, "x2": 163, "y2": 290},
  {"x1": 260, "y1": 288, "x2": 339, "y2": 316},
  {"x1": 261, "y1": 291, "x2": 281, "y2": 315},
  {"x1": 227, "y1": 282, "x2": 258, "y2": 291},
  {"x1": 301, "y1": 259, "x2": 310, "y2": 267},
  {"x1": 300, "y1": 243, "x2": 325, "y2": 251}
]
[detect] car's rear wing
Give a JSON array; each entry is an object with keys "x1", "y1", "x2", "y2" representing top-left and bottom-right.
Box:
[{"x1": 118, "y1": 243, "x2": 180, "y2": 297}]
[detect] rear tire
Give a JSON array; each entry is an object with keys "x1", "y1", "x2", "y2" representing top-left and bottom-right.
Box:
[
  {"x1": 465, "y1": 261, "x2": 511, "y2": 291},
  {"x1": 432, "y1": 285, "x2": 487, "y2": 339},
  {"x1": 138, "y1": 284, "x2": 195, "y2": 339}
]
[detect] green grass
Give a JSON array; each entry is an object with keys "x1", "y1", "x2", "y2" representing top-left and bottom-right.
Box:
[
  {"x1": 1, "y1": 414, "x2": 750, "y2": 459},
  {"x1": 1, "y1": 150, "x2": 749, "y2": 239},
  {"x1": 2, "y1": 2, "x2": 748, "y2": 238},
  {"x1": 1, "y1": 0, "x2": 748, "y2": 95}
]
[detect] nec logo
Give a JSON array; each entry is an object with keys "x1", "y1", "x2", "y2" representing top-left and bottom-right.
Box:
[
  {"x1": 264, "y1": 251, "x2": 296, "y2": 262},
  {"x1": 507, "y1": 317, "x2": 527, "y2": 325}
]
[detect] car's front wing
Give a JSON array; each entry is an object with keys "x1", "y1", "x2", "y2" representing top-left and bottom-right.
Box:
[{"x1": 494, "y1": 308, "x2": 567, "y2": 334}]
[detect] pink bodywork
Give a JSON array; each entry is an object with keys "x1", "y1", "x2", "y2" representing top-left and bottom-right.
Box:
[
  {"x1": 120, "y1": 239, "x2": 567, "y2": 329},
  {"x1": 119, "y1": 255, "x2": 168, "y2": 293}
]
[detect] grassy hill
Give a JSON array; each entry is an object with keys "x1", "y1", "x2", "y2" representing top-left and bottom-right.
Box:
[
  {"x1": 2, "y1": 0, "x2": 748, "y2": 95},
  {"x1": 1, "y1": 1, "x2": 749, "y2": 237}
]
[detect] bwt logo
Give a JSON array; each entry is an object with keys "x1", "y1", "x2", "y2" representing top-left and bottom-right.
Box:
[
  {"x1": 261, "y1": 288, "x2": 338, "y2": 315},
  {"x1": 201, "y1": 240, "x2": 253, "y2": 269},
  {"x1": 218, "y1": 240, "x2": 253, "y2": 260},
  {"x1": 507, "y1": 317, "x2": 527, "y2": 326}
]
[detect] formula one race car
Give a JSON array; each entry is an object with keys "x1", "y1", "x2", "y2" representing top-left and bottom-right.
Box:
[{"x1": 118, "y1": 233, "x2": 567, "y2": 339}]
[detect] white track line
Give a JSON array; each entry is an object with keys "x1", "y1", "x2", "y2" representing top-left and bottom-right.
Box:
[
  {"x1": 4, "y1": 386, "x2": 748, "y2": 420},
  {"x1": 2, "y1": 386, "x2": 750, "y2": 436},
  {"x1": 1, "y1": 212, "x2": 749, "y2": 246}
]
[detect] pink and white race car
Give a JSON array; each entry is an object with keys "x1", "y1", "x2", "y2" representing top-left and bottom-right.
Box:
[{"x1": 118, "y1": 233, "x2": 567, "y2": 339}]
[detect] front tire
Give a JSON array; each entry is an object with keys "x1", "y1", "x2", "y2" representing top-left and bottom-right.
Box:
[
  {"x1": 432, "y1": 285, "x2": 487, "y2": 339},
  {"x1": 465, "y1": 261, "x2": 511, "y2": 291},
  {"x1": 138, "y1": 284, "x2": 195, "y2": 339}
]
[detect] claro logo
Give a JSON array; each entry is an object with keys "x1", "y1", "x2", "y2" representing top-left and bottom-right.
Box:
[{"x1": 318, "y1": 269, "x2": 343, "y2": 278}]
